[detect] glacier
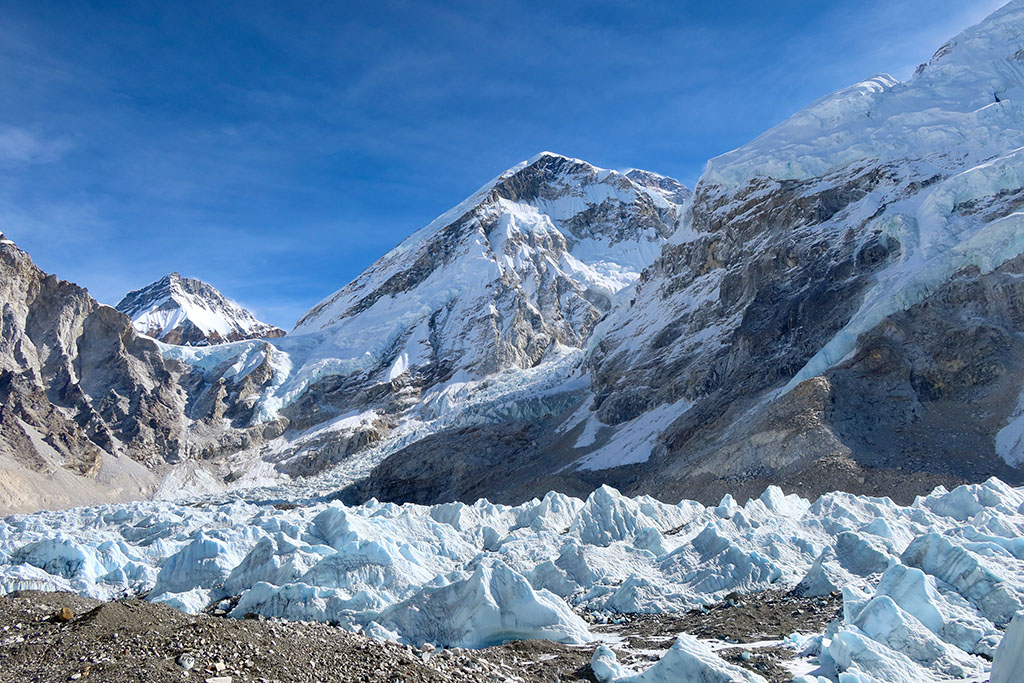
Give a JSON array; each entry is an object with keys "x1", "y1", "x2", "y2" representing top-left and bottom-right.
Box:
[
  {"x1": 2, "y1": 478, "x2": 1023, "y2": 680},
  {"x1": 591, "y1": 636, "x2": 769, "y2": 682},
  {"x1": 991, "y1": 610, "x2": 1024, "y2": 683}
]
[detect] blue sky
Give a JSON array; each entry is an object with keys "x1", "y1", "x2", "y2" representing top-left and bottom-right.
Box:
[{"x1": 0, "y1": 0, "x2": 1008, "y2": 328}]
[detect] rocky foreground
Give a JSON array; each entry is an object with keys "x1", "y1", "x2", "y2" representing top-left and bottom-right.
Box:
[{"x1": 0, "y1": 589, "x2": 842, "y2": 683}]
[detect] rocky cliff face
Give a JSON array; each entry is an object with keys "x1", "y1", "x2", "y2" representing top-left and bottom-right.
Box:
[
  {"x1": 566, "y1": 0, "x2": 1024, "y2": 502},
  {"x1": 0, "y1": 236, "x2": 299, "y2": 513},
  {"x1": 0, "y1": 233, "x2": 189, "y2": 511},
  {"x1": 116, "y1": 273, "x2": 285, "y2": 346}
]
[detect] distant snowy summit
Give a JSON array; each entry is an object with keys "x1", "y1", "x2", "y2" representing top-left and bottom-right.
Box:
[{"x1": 116, "y1": 272, "x2": 285, "y2": 346}]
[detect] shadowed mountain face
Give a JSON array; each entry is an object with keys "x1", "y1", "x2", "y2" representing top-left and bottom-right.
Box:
[
  {"x1": 561, "y1": 3, "x2": 1024, "y2": 503},
  {"x1": 116, "y1": 273, "x2": 285, "y2": 347}
]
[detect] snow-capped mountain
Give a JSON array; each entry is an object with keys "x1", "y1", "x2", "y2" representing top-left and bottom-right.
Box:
[
  {"x1": 5, "y1": 3, "x2": 1024, "y2": 514},
  {"x1": 0, "y1": 155, "x2": 690, "y2": 511},
  {"x1": 339, "y1": 1, "x2": 1024, "y2": 507},
  {"x1": 164, "y1": 152, "x2": 688, "y2": 477},
  {"x1": 293, "y1": 152, "x2": 685, "y2": 376},
  {"x1": 575, "y1": 0, "x2": 1024, "y2": 502},
  {"x1": 116, "y1": 273, "x2": 285, "y2": 346}
]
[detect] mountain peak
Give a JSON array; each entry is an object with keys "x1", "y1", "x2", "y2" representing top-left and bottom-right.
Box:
[
  {"x1": 294, "y1": 154, "x2": 688, "y2": 337},
  {"x1": 705, "y1": 0, "x2": 1024, "y2": 188},
  {"x1": 116, "y1": 273, "x2": 285, "y2": 346},
  {"x1": 529, "y1": 150, "x2": 571, "y2": 161},
  {"x1": 524, "y1": 150, "x2": 593, "y2": 167}
]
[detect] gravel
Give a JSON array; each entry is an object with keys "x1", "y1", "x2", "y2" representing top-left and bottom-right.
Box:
[{"x1": 0, "y1": 589, "x2": 841, "y2": 682}]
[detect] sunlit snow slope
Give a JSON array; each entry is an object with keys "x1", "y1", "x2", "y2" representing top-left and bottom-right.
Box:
[{"x1": 289, "y1": 152, "x2": 685, "y2": 386}]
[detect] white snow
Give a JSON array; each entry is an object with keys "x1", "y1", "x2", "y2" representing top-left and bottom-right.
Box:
[
  {"x1": 995, "y1": 389, "x2": 1024, "y2": 466},
  {"x1": 990, "y1": 610, "x2": 1024, "y2": 683},
  {"x1": 847, "y1": 595, "x2": 985, "y2": 677},
  {"x1": 576, "y1": 399, "x2": 691, "y2": 470},
  {"x1": 376, "y1": 561, "x2": 592, "y2": 648},
  {"x1": 118, "y1": 273, "x2": 280, "y2": 345},
  {"x1": 705, "y1": 1, "x2": 1024, "y2": 188},
  {"x1": 871, "y1": 564, "x2": 1001, "y2": 656},
  {"x1": 387, "y1": 352, "x2": 410, "y2": 382},
  {"x1": 591, "y1": 635, "x2": 768, "y2": 682}
]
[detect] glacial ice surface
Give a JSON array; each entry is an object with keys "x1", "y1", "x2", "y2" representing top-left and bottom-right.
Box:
[
  {"x1": 991, "y1": 610, "x2": 1024, "y2": 683},
  {"x1": 591, "y1": 635, "x2": 769, "y2": 682},
  {"x1": 1, "y1": 479, "x2": 1023, "y2": 680}
]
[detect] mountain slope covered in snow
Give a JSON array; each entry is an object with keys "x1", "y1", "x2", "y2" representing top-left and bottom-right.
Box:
[
  {"x1": 292, "y1": 152, "x2": 684, "y2": 378},
  {"x1": 116, "y1": 273, "x2": 285, "y2": 346},
  {"x1": 163, "y1": 152, "x2": 688, "y2": 480},
  {"x1": 6, "y1": 3, "x2": 1024, "y2": 512},
  {"x1": 534, "y1": 0, "x2": 1024, "y2": 503}
]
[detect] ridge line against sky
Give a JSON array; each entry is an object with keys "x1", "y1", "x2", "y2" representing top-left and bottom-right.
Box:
[{"x1": 0, "y1": 0, "x2": 1007, "y2": 329}]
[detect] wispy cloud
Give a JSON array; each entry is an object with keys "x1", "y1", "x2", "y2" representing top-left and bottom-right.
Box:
[{"x1": 0, "y1": 126, "x2": 72, "y2": 164}]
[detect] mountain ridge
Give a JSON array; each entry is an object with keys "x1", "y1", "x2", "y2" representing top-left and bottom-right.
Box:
[
  {"x1": 4, "y1": 3, "x2": 1024, "y2": 513},
  {"x1": 348, "y1": 1, "x2": 1024, "y2": 505},
  {"x1": 116, "y1": 272, "x2": 285, "y2": 346}
]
